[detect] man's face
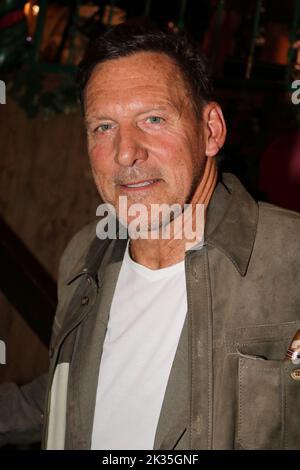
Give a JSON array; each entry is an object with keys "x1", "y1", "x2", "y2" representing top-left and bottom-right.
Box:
[{"x1": 84, "y1": 51, "x2": 207, "y2": 227}]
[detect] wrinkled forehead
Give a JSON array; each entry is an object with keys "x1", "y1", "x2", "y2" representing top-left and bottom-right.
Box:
[{"x1": 84, "y1": 51, "x2": 192, "y2": 113}]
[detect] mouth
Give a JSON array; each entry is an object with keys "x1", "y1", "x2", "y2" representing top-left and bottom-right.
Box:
[{"x1": 119, "y1": 178, "x2": 161, "y2": 191}]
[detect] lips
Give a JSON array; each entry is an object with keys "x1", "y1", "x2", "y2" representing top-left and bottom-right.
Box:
[{"x1": 120, "y1": 179, "x2": 160, "y2": 190}]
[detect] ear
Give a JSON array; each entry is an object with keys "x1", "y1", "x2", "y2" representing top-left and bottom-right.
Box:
[{"x1": 202, "y1": 103, "x2": 227, "y2": 157}]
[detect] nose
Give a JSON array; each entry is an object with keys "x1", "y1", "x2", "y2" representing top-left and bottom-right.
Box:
[{"x1": 115, "y1": 124, "x2": 148, "y2": 167}]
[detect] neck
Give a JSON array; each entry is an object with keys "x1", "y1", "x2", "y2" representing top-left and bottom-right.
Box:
[{"x1": 129, "y1": 158, "x2": 218, "y2": 269}]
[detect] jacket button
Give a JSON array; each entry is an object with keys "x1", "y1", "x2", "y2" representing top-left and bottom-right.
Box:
[
  {"x1": 81, "y1": 296, "x2": 89, "y2": 306},
  {"x1": 291, "y1": 369, "x2": 300, "y2": 380}
]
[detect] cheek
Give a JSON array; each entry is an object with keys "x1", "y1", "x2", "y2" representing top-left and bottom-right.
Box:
[
  {"x1": 89, "y1": 141, "x2": 114, "y2": 179},
  {"x1": 89, "y1": 152, "x2": 117, "y2": 204},
  {"x1": 151, "y1": 132, "x2": 184, "y2": 164},
  {"x1": 88, "y1": 146, "x2": 118, "y2": 203},
  {"x1": 155, "y1": 134, "x2": 194, "y2": 183}
]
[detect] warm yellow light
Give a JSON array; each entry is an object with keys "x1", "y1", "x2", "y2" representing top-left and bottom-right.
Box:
[
  {"x1": 32, "y1": 5, "x2": 40, "y2": 15},
  {"x1": 24, "y1": 2, "x2": 31, "y2": 16},
  {"x1": 24, "y1": 2, "x2": 40, "y2": 16}
]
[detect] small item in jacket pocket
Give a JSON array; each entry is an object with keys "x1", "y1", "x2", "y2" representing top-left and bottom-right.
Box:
[
  {"x1": 285, "y1": 329, "x2": 300, "y2": 364},
  {"x1": 291, "y1": 369, "x2": 300, "y2": 380}
]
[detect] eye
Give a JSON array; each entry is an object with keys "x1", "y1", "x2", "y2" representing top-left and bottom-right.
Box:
[
  {"x1": 146, "y1": 116, "x2": 164, "y2": 125},
  {"x1": 95, "y1": 123, "x2": 114, "y2": 133}
]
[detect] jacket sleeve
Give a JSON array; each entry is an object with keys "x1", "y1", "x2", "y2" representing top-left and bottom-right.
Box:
[
  {"x1": 0, "y1": 372, "x2": 48, "y2": 447},
  {"x1": 0, "y1": 220, "x2": 99, "y2": 448}
]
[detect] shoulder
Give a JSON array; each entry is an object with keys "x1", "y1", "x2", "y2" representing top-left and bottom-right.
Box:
[
  {"x1": 258, "y1": 202, "x2": 300, "y2": 237},
  {"x1": 256, "y1": 202, "x2": 300, "y2": 259}
]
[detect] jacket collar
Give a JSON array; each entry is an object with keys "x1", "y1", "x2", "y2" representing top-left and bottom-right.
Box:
[
  {"x1": 77, "y1": 173, "x2": 258, "y2": 282},
  {"x1": 87, "y1": 173, "x2": 258, "y2": 275},
  {"x1": 204, "y1": 173, "x2": 258, "y2": 276}
]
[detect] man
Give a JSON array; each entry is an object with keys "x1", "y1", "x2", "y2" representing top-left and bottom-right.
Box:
[{"x1": 0, "y1": 22, "x2": 300, "y2": 450}]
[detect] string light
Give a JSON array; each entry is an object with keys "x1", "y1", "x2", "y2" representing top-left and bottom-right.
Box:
[
  {"x1": 24, "y1": 2, "x2": 40, "y2": 17},
  {"x1": 32, "y1": 5, "x2": 40, "y2": 16}
]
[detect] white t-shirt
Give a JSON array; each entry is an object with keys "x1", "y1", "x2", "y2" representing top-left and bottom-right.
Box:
[{"x1": 91, "y1": 240, "x2": 187, "y2": 450}]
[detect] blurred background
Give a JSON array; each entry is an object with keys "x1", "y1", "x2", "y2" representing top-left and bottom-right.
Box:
[{"x1": 0, "y1": 0, "x2": 300, "y2": 435}]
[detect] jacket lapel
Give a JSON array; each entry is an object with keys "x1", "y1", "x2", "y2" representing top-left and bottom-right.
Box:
[{"x1": 153, "y1": 314, "x2": 188, "y2": 450}]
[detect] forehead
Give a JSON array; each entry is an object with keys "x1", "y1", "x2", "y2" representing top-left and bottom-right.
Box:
[{"x1": 84, "y1": 51, "x2": 189, "y2": 114}]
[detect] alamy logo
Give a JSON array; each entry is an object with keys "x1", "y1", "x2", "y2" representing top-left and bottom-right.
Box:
[
  {"x1": 0, "y1": 80, "x2": 6, "y2": 104},
  {"x1": 291, "y1": 80, "x2": 300, "y2": 104},
  {"x1": 96, "y1": 197, "x2": 205, "y2": 251},
  {"x1": 0, "y1": 340, "x2": 6, "y2": 365}
]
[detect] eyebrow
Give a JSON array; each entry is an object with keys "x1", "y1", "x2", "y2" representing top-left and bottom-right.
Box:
[
  {"x1": 84, "y1": 115, "x2": 114, "y2": 126},
  {"x1": 137, "y1": 100, "x2": 184, "y2": 118},
  {"x1": 137, "y1": 106, "x2": 170, "y2": 115},
  {"x1": 137, "y1": 100, "x2": 182, "y2": 115}
]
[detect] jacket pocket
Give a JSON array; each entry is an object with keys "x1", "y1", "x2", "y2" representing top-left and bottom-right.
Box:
[{"x1": 236, "y1": 352, "x2": 300, "y2": 450}]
